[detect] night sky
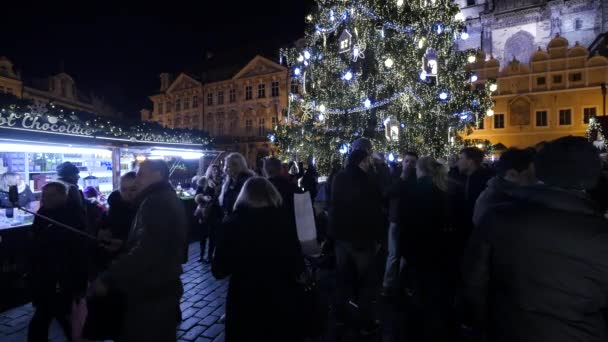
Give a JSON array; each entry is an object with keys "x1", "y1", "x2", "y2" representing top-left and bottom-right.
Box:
[{"x1": 3, "y1": 1, "x2": 312, "y2": 117}]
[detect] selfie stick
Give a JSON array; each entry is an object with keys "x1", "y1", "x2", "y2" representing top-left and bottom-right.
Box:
[{"x1": 8, "y1": 185, "x2": 98, "y2": 241}]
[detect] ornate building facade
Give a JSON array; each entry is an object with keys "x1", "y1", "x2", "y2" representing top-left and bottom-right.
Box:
[
  {"x1": 143, "y1": 55, "x2": 290, "y2": 166},
  {"x1": 456, "y1": 0, "x2": 608, "y2": 67},
  {"x1": 463, "y1": 36, "x2": 608, "y2": 148},
  {"x1": 0, "y1": 56, "x2": 116, "y2": 116}
]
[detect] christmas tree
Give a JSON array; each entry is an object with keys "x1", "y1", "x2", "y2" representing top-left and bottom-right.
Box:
[{"x1": 274, "y1": 0, "x2": 494, "y2": 173}]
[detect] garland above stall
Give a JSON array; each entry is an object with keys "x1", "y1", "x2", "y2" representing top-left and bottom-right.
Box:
[{"x1": 0, "y1": 94, "x2": 212, "y2": 147}]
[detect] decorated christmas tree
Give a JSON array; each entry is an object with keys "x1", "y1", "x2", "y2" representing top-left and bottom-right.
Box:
[{"x1": 274, "y1": 0, "x2": 494, "y2": 173}]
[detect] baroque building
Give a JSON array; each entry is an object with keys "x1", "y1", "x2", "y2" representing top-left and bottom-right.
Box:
[
  {"x1": 455, "y1": 0, "x2": 608, "y2": 67},
  {"x1": 0, "y1": 56, "x2": 116, "y2": 116},
  {"x1": 143, "y1": 55, "x2": 290, "y2": 166},
  {"x1": 463, "y1": 35, "x2": 608, "y2": 148}
]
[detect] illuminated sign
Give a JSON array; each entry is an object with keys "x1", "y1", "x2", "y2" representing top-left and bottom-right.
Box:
[{"x1": 0, "y1": 112, "x2": 95, "y2": 136}]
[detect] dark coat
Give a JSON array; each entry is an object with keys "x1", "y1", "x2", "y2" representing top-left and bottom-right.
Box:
[
  {"x1": 449, "y1": 167, "x2": 493, "y2": 248},
  {"x1": 212, "y1": 206, "x2": 305, "y2": 341},
  {"x1": 463, "y1": 185, "x2": 608, "y2": 342},
  {"x1": 388, "y1": 171, "x2": 417, "y2": 224},
  {"x1": 269, "y1": 175, "x2": 300, "y2": 216},
  {"x1": 29, "y1": 205, "x2": 88, "y2": 304},
  {"x1": 399, "y1": 176, "x2": 449, "y2": 269},
  {"x1": 220, "y1": 172, "x2": 254, "y2": 218},
  {"x1": 100, "y1": 181, "x2": 188, "y2": 341},
  {"x1": 101, "y1": 191, "x2": 137, "y2": 242},
  {"x1": 0, "y1": 185, "x2": 34, "y2": 208},
  {"x1": 329, "y1": 165, "x2": 384, "y2": 248},
  {"x1": 473, "y1": 176, "x2": 523, "y2": 227}
]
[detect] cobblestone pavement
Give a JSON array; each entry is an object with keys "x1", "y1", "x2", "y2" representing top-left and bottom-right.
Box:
[{"x1": 0, "y1": 243, "x2": 228, "y2": 342}]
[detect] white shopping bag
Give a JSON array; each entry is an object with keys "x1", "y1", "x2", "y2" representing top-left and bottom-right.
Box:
[{"x1": 294, "y1": 191, "x2": 321, "y2": 256}]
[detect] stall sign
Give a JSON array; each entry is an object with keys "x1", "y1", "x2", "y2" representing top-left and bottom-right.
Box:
[{"x1": 0, "y1": 112, "x2": 95, "y2": 137}]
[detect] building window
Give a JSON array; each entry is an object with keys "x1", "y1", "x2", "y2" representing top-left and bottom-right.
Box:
[
  {"x1": 166, "y1": 101, "x2": 172, "y2": 112},
  {"x1": 536, "y1": 111, "x2": 548, "y2": 127},
  {"x1": 193, "y1": 96, "x2": 198, "y2": 108},
  {"x1": 207, "y1": 93, "x2": 213, "y2": 106},
  {"x1": 477, "y1": 118, "x2": 484, "y2": 130},
  {"x1": 575, "y1": 18, "x2": 583, "y2": 31},
  {"x1": 245, "y1": 119, "x2": 253, "y2": 134},
  {"x1": 158, "y1": 102, "x2": 163, "y2": 114},
  {"x1": 217, "y1": 112, "x2": 225, "y2": 136},
  {"x1": 258, "y1": 84, "x2": 266, "y2": 98},
  {"x1": 184, "y1": 115, "x2": 190, "y2": 126},
  {"x1": 184, "y1": 97, "x2": 190, "y2": 110},
  {"x1": 229, "y1": 88, "x2": 236, "y2": 103},
  {"x1": 290, "y1": 80, "x2": 299, "y2": 94},
  {"x1": 207, "y1": 114, "x2": 214, "y2": 133},
  {"x1": 175, "y1": 115, "x2": 182, "y2": 127},
  {"x1": 258, "y1": 118, "x2": 266, "y2": 136},
  {"x1": 218, "y1": 91, "x2": 225, "y2": 105},
  {"x1": 245, "y1": 86, "x2": 253, "y2": 100},
  {"x1": 467, "y1": 0, "x2": 475, "y2": 6},
  {"x1": 569, "y1": 73, "x2": 582, "y2": 82},
  {"x1": 175, "y1": 99, "x2": 181, "y2": 112},
  {"x1": 553, "y1": 75, "x2": 563, "y2": 84},
  {"x1": 537, "y1": 77, "x2": 546, "y2": 86},
  {"x1": 494, "y1": 114, "x2": 505, "y2": 129},
  {"x1": 271, "y1": 116, "x2": 279, "y2": 128},
  {"x1": 271, "y1": 81, "x2": 280, "y2": 97},
  {"x1": 559, "y1": 109, "x2": 572, "y2": 126},
  {"x1": 229, "y1": 114, "x2": 237, "y2": 133},
  {"x1": 584, "y1": 107, "x2": 596, "y2": 124}
]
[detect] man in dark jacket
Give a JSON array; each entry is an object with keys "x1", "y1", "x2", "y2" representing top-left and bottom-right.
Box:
[
  {"x1": 472, "y1": 148, "x2": 536, "y2": 227},
  {"x1": 452, "y1": 147, "x2": 493, "y2": 249},
  {"x1": 463, "y1": 136, "x2": 608, "y2": 342},
  {"x1": 90, "y1": 160, "x2": 188, "y2": 342},
  {"x1": 28, "y1": 182, "x2": 88, "y2": 342},
  {"x1": 382, "y1": 151, "x2": 418, "y2": 294},
  {"x1": 264, "y1": 157, "x2": 300, "y2": 215},
  {"x1": 330, "y1": 147, "x2": 384, "y2": 334},
  {"x1": 56, "y1": 161, "x2": 86, "y2": 213}
]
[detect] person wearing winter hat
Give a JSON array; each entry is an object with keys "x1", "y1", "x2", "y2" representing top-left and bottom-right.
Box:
[
  {"x1": 462, "y1": 136, "x2": 608, "y2": 342},
  {"x1": 56, "y1": 161, "x2": 86, "y2": 213}
]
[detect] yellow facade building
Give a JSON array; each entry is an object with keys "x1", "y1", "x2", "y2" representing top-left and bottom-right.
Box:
[
  {"x1": 464, "y1": 35, "x2": 608, "y2": 149},
  {"x1": 144, "y1": 55, "x2": 290, "y2": 166}
]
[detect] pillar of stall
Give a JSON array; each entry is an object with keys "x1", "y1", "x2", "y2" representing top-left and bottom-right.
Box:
[{"x1": 111, "y1": 147, "x2": 121, "y2": 190}]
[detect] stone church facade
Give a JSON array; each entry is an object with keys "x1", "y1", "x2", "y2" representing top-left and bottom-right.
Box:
[{"x1": 455, "y1": 0, "x2": 608, "y2": 67}]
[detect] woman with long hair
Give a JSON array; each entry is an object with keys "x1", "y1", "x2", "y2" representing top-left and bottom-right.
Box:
[
  {"x1": 194, "y1": 164, "x2": 223, "y2": 263},
  {"x1": 399, "y1": 156, "x2": 452, "y2": 341},
  {"x1": 212, "y1": 177, "x2": 305, "y2": 341},
  {"x1": 219, "y1": 153, "x2": 254, "y2": 219}
]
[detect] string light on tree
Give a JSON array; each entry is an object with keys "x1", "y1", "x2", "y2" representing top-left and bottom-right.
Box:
[
  {"x1": 274, "y1": 0, "x2": 494, "y2": 173},
  {"x1": 489, "y1": 83, "x2": 498, "y2": 92},
  {"x1": 467, "y1": 54, "x2": 477, "y2": 63},
  {"x1": 461, "y1": 30, "x2": 469, "y2": 40},
  {"x1": 486, "y1": 108, "x2": 495, "y2": 117},
  {"x1": 470, "y1": 74, "x2": 478, "y2": 82},
  {"x1": 294, "y1": 67, "x2": 301, "y2": 76}
]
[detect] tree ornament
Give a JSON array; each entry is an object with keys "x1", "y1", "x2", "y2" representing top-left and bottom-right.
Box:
[
  {"x1": 338, "y1": 30, "x2": 352, "y2": 53},
  {"x1": 352, "y1": 43, "x2": 366, "y2": 62}
]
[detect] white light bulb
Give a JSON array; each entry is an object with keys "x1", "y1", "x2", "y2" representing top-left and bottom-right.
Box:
[
  {"x1": 455, "y1": 12, "x2": 465, "y2": 21},
  {"x1": 364, "y1": 99, "x2": 372, "y2": 108},
  {"x1": 306, "y1": 15, "x2": 313, "y2": 21},
  {"x1": 297, "y1": 55, "x2": 304, "y2": 62},
  {"x1": 397, "y1": 0, "x2": 404, "y2": 6},
  {"x1": 384, "y1": 58, "x2": 394, "y2": 68},
  {"x1": 319, "y1": 104, "x2": 326, "y2": 113},
  {"x1": 420, "y1": 70, "x2": 427, "y2": 81},
  {"x1": 304, "y1": 51, "x2": 311, "y2": 60},
  {"x1": 304, "y1": 61, "x2": 309, "y2": 66},
  {"x1": 461, "y1": 31, "x2": 469, "y2": 40},
  {"x1": 294, "y1": 68, "x2": 301, "y2": 76},
  {"x1": 471, "y1": 75, "x2": 478, "y2": 82},
  {"x1": 318, "y1": 114, "x2": 325, "y2": 121},
  {"x1": 418, "y1": 38, "x2": 425, "y2": 49},
  {"x1": 389, "y1": 153, "x2": 395, "y2": 162},
  {"x1": 439, "y1": 92, "x2": 448, "y2": 100},
  {"x1": 436, "y1": 24, "x2": 443, "y2": 34},
  {"x1": 489, "y1": 83, "x2": 498, "y2": 92},
  {"x1": 343, "y1": 71, "x2": 353, "y2": 81},
  {"x1": 486, "y1": 108, "x2": 494, "y2": 117},
  {"x1": 468, "y1": 55, "x2": 477, "y2": 63},
  {"x1": 353, "y1": 47, "x2": 359, "y2": 57}
]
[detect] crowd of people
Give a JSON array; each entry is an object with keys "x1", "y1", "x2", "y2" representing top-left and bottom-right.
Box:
[{"x1": 14, "y1": 134, "x2": 608, "y2": 342}]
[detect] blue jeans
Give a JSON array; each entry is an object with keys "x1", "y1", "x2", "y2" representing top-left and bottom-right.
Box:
[
  {"x1": 335, "y1": 240, "x2": 377, "y2": 324},
  {"x1": 383, "y1": 222, "x2": 405, "y2": 289}
]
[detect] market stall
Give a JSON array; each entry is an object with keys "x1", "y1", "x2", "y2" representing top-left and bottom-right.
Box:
[{"x1": 0, "y1": 101, "x2": 220, "y2": 310}]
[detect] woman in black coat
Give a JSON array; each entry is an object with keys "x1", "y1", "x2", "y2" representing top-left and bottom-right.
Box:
[
  {"x1": 212, "y1": 177, "x2": 305, "y2": 342},
  {"x1": 399, "y1": 156, "x2": 452, "y2": 341},
  {"x1": 219, "y1": 153, "x2": 254, "y2": 218}
]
